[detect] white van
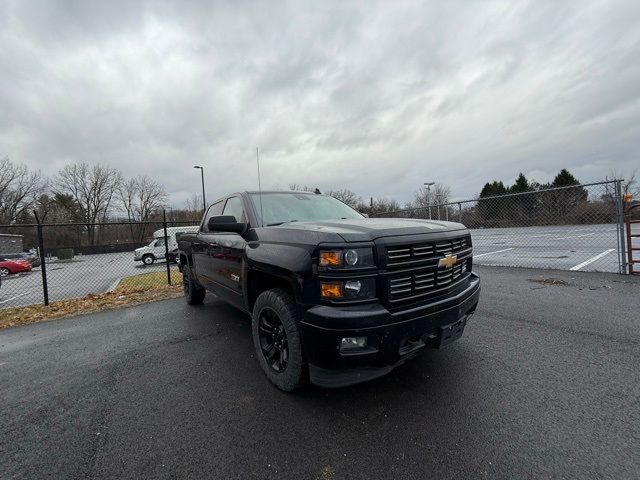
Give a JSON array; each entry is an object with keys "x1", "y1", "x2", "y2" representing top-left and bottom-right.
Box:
[{"x1": 134, "y1": 226, "x2": 199, "y2": 265}]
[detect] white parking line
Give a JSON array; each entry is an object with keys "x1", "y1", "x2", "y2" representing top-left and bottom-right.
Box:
[
  {"x1": 553, "y1": 232, "x2": 596, "y2": 240},
  {"x1": 474, "y1": 248, "x2": 515, "y2": 258},
  {"x1": 569, "y1": 249, "x2": 615, "y2": 271},
  {"x1": 0, "y1": 293, "x2": 27, "y2": 305}
]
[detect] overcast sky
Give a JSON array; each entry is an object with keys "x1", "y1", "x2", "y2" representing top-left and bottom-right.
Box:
[{"x1": 1, "y1": 0, "x2": 639, "y2": 206}]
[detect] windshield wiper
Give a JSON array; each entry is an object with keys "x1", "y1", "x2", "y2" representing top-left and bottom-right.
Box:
[{"x1": 266, "y1": 220, "x2": 298, "y2": 227}]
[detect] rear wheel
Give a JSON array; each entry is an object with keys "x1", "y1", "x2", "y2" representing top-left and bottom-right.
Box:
[
  {"x1": 252, "y1": 288, "x2": 307, "y2": 391},
  {"x1": 182, "y1": 265, "x2": 205, "y2": 305},
  {"x1": 142, "y1": 254, "x2": 155, "y2": 265}
]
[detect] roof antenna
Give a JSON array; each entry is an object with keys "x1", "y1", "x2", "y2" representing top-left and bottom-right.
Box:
[{"x1": 256, "y1": 147, "x2": 264, "y2": 227}]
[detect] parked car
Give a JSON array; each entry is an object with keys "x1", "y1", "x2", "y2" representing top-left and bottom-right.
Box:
[
  {"x1": 134, "y1": 226, "x2": 199, "y2": 265},
  {"x1": 0, "y1": 252, "x2": 40, "y2": 267},
  {"x1": 177, "y1": 190, "x2": 480, "y2": 391},
  {"x1": 0, "y1": 258, "x2": 33, "y2": 276}
]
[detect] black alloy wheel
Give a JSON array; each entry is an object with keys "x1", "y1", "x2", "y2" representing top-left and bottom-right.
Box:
[
  {"x1": 258, "y1": 307, "x2": 289, "y2": 373},
  {"x1": 251, "y1": 288, "x2": 307, "y2": 391}
]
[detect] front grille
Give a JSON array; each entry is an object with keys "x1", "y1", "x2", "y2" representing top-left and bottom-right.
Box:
[
  {"x1": 386, "y1": 236, "x2": 470, "y2": 266},
  {"x1": 388, "y1": 262, "x2": 468, "y2": 301}
]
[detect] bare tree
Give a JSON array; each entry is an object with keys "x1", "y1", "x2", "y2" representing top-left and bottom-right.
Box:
[
  {"x1": 602, "y1": 170, "x2": 639, "y2": 206},
  {"x1": 404, "y1": 183, "x2": 452, "y2": 220},
  {"x1": 357, "y1": 197, "x2": 401, "y2": 216},
  {"x1": 54, "y1": 162, "x2": 123, "y2": 245},
  {"x1": 410, "y1": 182, "x2": 451, "y2": 208},
  {"x1": 326, "y1": 188, "x2": 361, "y2": 208},
  {"x1": 186, "y1": 193, "x2": 204, "y2": 218},
  {"x1": 118, "y1": 175, "x2": 168, "y2": 241},
  {"x1": 288, "y1": 184, "x2": 315, "y2": 192},
  {"x1": 619, "y1": 170, "x2": 639, "y2": 197},
  {"x1": 0, "y1": 156, "x2": 43, "y2": 224}
]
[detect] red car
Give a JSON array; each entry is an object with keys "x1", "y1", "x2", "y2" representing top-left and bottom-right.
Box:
[{"x1": 0, "y1": 259, "x2": 32, "y2": 276}]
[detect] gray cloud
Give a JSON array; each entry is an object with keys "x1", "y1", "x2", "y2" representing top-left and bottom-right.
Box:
[{"x1": 1, "y1": 0, "x2": 639, "y2": 207}]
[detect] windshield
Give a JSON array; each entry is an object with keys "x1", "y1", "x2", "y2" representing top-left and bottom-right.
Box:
[{"x1": 250, "y1": 193, "x2": 364, "y2": 226}]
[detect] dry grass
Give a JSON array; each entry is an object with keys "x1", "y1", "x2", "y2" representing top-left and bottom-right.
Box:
[
  {"x1": 0, "y1": 270, "x2": 184, "y2": 329},
  {"x1": 117, "y1": 270, "x2": 182, "y2": 290},
  {"x1": 529, "y1": 277, "x2": 571, "y2": 286}
]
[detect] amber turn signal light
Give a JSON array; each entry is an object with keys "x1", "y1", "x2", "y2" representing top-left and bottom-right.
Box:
[
  {"x1": 319, "y1": 251, "x2": 341, "y2": 267},
  {"x1": 320, "y1": 282, "x2": 343, "y2": 298}
]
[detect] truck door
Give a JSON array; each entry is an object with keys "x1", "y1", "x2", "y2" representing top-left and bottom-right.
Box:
[
  {"x1": 209, "y1": 195, "x2": 247, "y2": 308},
  {"x1": 193, "y1": 200, "x2": 224, "y2": 289},
  {"x1": 152, "y1": 236, "x2": 167, "y2": 259}
]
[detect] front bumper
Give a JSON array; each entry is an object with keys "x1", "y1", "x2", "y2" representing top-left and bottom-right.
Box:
[{"x1": 301, "y1": 273, "x2": 480, "y2": 388}]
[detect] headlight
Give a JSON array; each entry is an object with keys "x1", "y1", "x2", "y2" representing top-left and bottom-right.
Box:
[
  {"x1": 319, "y1": 248, "x2": 374, "y2": 269},
  {"x1": 344, "y1": 249, "x2": 358, "y2": 266},
  {"x1": 320, "y1": 278, "x2": 375, "y2": 300}
]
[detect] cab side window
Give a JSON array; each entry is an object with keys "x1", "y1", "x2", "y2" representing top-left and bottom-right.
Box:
[
  {"x1": 201, "y1": 201, "x2": 225, "y2": 232},
  {"x1": 222, "y1": 196, "x2": 246, "y2": 223}
]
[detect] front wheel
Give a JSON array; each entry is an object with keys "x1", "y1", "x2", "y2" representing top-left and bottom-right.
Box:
[
  {"x1": 252, "y1": 288, "x2": 307, "y2": 391},
  {"x1": 0, "y1": 267, "x2": 10, "y2": 276},
  {"x1": 142, "y1": 254, "x2": 155, "y2": 266}
]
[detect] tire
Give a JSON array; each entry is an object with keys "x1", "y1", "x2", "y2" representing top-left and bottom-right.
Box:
[
  {"x1": 0, "y1": 267, "x2": 9, "y2": 276},
  {"x1": 182, "y1": 265, "x2": 205, "y2": 305},
  {"x1": 252, "y1": 288, "x2": 307, "y2": 391},
  {"x1": 142, "y1": 254, "x2": 155, "y2": 265}
]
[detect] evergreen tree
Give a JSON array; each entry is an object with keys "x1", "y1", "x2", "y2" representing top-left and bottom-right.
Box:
[
  {"x1": 546, "y1": 169, "x2": 587, "y2": 218},
  {"x1": 510, "y1": 173, "x2": 531, "y2": 193},
  {"x1": 552, "y1": 169, "x2": 580, "y2": 187}
]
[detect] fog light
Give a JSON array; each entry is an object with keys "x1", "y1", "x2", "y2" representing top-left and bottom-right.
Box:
[
  {"x1": 344, "y1": 280, "x2": 362, "y2": 295},
  {"x1": 340, "y1": 336, "x2": 367, "y2": 352}
]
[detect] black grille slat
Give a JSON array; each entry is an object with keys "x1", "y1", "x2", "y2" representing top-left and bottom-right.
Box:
[
  {"x1": 386, "y1": 236, "x2": 469, "y2": 266},
  {"x1": 384, "y1": 234, "x2": 472, "y2": 302},
  {"x1": 388, "y1": 262, "x2": 468, "y2": 301}
]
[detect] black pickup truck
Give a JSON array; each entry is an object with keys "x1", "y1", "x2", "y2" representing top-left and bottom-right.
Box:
[{"x1": 177, "y1": 191, "x2": 480, "y2": 391}]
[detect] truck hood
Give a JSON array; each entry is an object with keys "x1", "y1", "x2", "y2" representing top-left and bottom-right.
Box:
[{"x1": 271, "y1": 218, "x2": 466, "y2": 242}]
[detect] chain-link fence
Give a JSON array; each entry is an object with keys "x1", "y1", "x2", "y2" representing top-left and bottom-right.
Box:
[
  {"x1": 0, "y1": 181, "x2": 633, "y2": 310},
  {"x1": 372, "y1": 180, "x2": 628, "y2": 274},
  {"x1": 0, "y1": 215, "x2": 200, "y2": 309}
]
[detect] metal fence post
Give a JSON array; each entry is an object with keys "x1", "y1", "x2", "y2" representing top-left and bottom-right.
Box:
[
  {"x1": 163, "y1": 210, "x2": 172, "y2": 285},
  {"x1": 33, "y1": 211, "x2": 49, "y2": 306},
  {"x1": 614, "y1": 180, "x2": 628, "y2": 274},
  {"x1": 458, "y1": 203, "x2": 462, "y2": 223}
]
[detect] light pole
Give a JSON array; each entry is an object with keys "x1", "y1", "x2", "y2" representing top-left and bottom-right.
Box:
[
  {"x1": 423, "y1": 182, "x2": 435, "y2": 220},
  {"x1": 193, "y1": 165, "x2": 206, "y2": 212},
  {"x1": 435, "y1": 194, "x2": 442, "y2": 220}
]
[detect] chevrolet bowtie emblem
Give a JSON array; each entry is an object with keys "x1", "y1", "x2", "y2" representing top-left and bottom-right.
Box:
[{"x1": 438, "y1": 254, "x2": 457, "y2": 269}]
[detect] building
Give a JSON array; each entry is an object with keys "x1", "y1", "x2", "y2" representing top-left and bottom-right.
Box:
[{"x1": 0, "y1": 233, "x2": 24, "y2": 253}]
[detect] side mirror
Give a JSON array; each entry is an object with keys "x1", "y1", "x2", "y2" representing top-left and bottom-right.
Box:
[
  {"x1": 208, "y1": 215, "x2": 247, "y2": 234},
  {"x1": 362, "y1": 213, "x2": 369, "y2": 218}
]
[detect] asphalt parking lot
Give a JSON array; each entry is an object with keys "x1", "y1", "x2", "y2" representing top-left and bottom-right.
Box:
[
  {"x1": 1, "y1": 265, "x2": 638, "y2": 479},
  {"x1": 470, "y1": 223, "x2": 630, "y2": 273}
]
